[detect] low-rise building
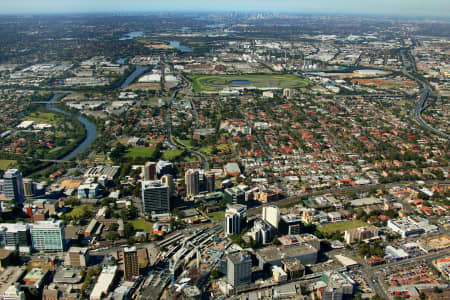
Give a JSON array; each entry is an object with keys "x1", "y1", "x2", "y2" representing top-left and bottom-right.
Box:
[{"x1": 90, "y1": 266, "x2": 118, "y2": 300}]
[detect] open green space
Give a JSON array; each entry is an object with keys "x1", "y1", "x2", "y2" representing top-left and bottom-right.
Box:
[
  {"x1": 318, "y1": 220, "x2": 367, "y2": 234},
  {"x1": 124, "y1": 147, "x2": 159, "y2": 160},
  {"x1": 130, "y1": 218, "x2": 154, "y2": 233},
  {"x1": 65, "y1": 205, "x2": 94, "y2": 220},
  {"x1": 207, "y1": 210, "x2": 225, "y2": 221},
  {"x1": 28, "y1": 111, "x2": 60, "y2": 125},
  {"x1": 162, "y1": 150, "x2": 185, "y2": 161},
  {"x1": 0, "y1": 160, "x2": 16, "y2": 170},
  {"x1": 191, "y1": 74, "x2": 310, "y2": 92}
]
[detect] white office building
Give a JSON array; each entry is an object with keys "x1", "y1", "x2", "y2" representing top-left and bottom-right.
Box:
[{"x1": 30, "y1": 220, "x2": 65, "y2": 252}]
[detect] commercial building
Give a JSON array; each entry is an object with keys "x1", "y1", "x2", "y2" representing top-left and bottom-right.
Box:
[
  {"x1": 65, "y1": 247, "x2": 90, "y2": 267},
  {"x1": 225, "y1": 204, "x2": 247, "y2": 236},
  {"x1": 385, "y1": 246, "x2": 409, "y2": 261},
  {"x1": 224, "y1": 187, "x2": 245, "y2": 205},
  {"x1": 250, "y1": 219, "x2": 273, "y2": 245},
  {"x1": 282, "y1": 258, "x2": 305, "y2": 279},
  {"x1": 141, "y1": 180, "x2": 170, "y2": 214},
  {"x1": 156, "y1": 160, "x2": 173, "y2": 178},
  {"x1": 29, "y1": 220, "x2": 65, "y2": 252},
  {"x1": 2, "y1": 284, "x2": 25, "y2": 300},
  {"x1": 0, "y1": 224, "x2": 29, "y2": 250},
  {"x1": 90, "y1": 265, "x2": 118, "y2": 300},
  {"x1": 387, "y1": 217, "x2": 438, "y2": 238},
  {"x1": 262, "y1": 205, "x2": 280, "y2": 229},
  {"x1": 320, "y1": 271, "x2": 354, "y2": 297},
  {"x1": 2, "y1": 169, "x2": 24, "y2": 204},
  {"x1": 279, "y1": 214, "x2": 302, "y2": 235},
  {"x1": 123, "y1": 247, "x2": 139, "y2": 280},
  {"x1": 144, "y1": 162, "x2": 156, "y2": 181},
  {"x1": 256, "y1": 244, "x2": 318, "y2": 268},
  {"x1": 227, "y1": 251, "x2": 252, "y2": 288},
  {"x1": 77, "y1": 183, "x2": 101, "y2": 199},
  {"x1": 185, "y1": 169, "x2": 199, "y2": 198},
  {"x1": 344, "y1": 226, "x2": 379, "y2": 244},
  {"x1": 224, "y1": 162, "x2": 241, "y2": 177}
]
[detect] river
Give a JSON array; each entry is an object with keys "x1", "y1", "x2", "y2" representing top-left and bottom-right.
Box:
[
  {"x1": 120, "y1": 65, "x2": 149, "y2": 89},
  {"x1": 45, "y1": 94, "x2": 98, "y2": 161}
]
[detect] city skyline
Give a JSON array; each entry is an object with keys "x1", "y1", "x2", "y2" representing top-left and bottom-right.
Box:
[{"x1": 2, "y1": 0, "x2": 450, "y2": 17}]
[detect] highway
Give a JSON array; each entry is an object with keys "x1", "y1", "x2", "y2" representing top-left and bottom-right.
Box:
[
  {"x1": 413, "y1": 88, "x2": 450, "y2": 140},
  {"x1": 400, "y1": 49, "x2": 449, "y2": 140}
]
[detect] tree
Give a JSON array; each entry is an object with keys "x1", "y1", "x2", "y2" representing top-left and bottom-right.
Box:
[
  {"x1": 124, "y1": 223, "x2": 135, "y2": 238},
  {"x1": 106, "y1": 232, "x2": 119, "y2": 241},
  {"x1": 210, "y1": 269, "x2": 222, "y2": 279}
]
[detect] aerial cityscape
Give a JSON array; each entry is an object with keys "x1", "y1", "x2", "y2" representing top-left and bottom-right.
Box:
[{"x1": 0, "y1": 2, "x2": 449, "y2": 300}]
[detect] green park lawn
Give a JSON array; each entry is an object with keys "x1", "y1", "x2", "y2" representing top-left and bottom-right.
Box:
[
  {"x1": 130, "y1": 218, "x2": 154, "y2": 233},
  {"x1": 191, "y1": 74, "x2": 310, "y2": 92},
  {"x1": 162, "y1": 150, "x2": 185, "y2": 161},
  {"x1": 124, "y1": 147, "x2": 159, "y2": 160},
  {"x1": 28, "y1": 111, "x2": 60, "y2": 125},
  {"x1": 0, "y1": 160, "x2": 16, "y2": 170},
  {"x1": 65, "y1": 205, "x2": 94, "y2": 220},
  {"x1": 318, "y1": 220, "x2": 367, "y2": 234}
]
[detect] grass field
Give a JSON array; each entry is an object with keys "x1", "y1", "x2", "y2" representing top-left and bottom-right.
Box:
[
  {"x1": 124, "y1": 147, "x2": 159, "y2": 159},
  {"x1": 191, "y1": 74, "x2": 310, "y2": 92},
  {"x1": 130, "y1": 218, "x2": 154, "y2": 233},
  {"x1": 0, "y1": 160, "x2": 16, "y2": 170},
  {"x1": 28, "y1": 111, "x2": 60, "y2": 125},
  {"x1": 208, "y1": 210, "x2": 225, "y2": 221},
  {"x1": 318, "y1": 220, "x2": 367, "y2": 234},
  {"x1": 65, "y1": 205, "x2": 94, "y2": 220},
  {"x1": 162, "y1": 150, "x2": 184, "y2": 161}
]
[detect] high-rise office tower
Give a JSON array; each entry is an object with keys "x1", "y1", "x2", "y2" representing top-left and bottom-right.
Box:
[
  {"x1": 144, "y1": 162, "x2": 156, "y2": 181},
  {"x1": 185, "y1": 169, "x2": 199, "y2": 198},
  {"x1": 123, "y1": 246, "x2": 139, "y2": 280},
  {"x1": 141, "y1": 180, "x2": 170, "y2": 214},
  {"x1": 22, "y1": 178, "x2": 33, "y2": 198},
  {"x1": 3, "y1": 169, "x2": 25, "y2": 204}
]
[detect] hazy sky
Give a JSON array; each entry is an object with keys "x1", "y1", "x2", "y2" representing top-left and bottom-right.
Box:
[{"x1": 2, "y1": 0, "x2": 449, "y2": 17}]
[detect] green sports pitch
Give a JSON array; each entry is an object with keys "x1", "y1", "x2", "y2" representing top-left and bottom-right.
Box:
[{"x1": 191, "y1": 74, "x2": 310, "y2": 92}]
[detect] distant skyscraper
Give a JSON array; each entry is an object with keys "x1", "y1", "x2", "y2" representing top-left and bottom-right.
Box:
[
  {"x1": 262, "y1": 205, "x2": 280, "y2": 229},
  {"x1": 205, "y1": 171, "x2": 216, "y2": 193},
  {"x1": 161, "y1": 174, "x2": 174, "y2": 196},
  {"x1": 141, "y1": 180, "x2": 170, "y2": 214},
  {"x1": 185, "y1": 169, "x2": 199, "y2": 198},
  {"x1": 123, "y1": 247, "x2": 139, "y2": 280},
  {"x1": 144, "y1": 162, "x2": 156, "y2": 181},
  {"x1": 3, "y1": 169, "x2": 24, "y2": 203},
  {"x1": 30, "y1": 220, "x2": 65, "y2": 252},
  {"x1": 156, "y1": 160, "x2": 173, "y2": 178},
  {"x1": 227, "y1": 251, "x2": 252, "y2": 287}
]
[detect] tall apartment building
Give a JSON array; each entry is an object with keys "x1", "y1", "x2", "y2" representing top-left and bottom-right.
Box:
[
  {"x1": 161, "y1": 174, "x2": 174, "y2": 197},
  {"x1": 262, "y1": 205, "x2": 280, "y2": 229},
  {"x1": 141, "y1": 180, "x2": 170, "y2": 214},
  {"x1": 22, "y1": 178, "x2": 33, "y2": 198},
  {"x1": 2, "y1": 169, "x2": 25, "y2": 204},
  {"x1": 0, "y1": 223, "x2": 29, "y2": 250},
  {"x1": 227, "y1": 251, "x2": 252, "y2": 288},
  {"x1": 30, "y1": 220, "x2": 65, "y2": 252},
  {"x1": 205, "y1": 171, "x2": 216, "y2": 193},
  {"x1": 123, "y1": 247, "x2": 139, "y2": 280},
  {"x1": 185, "y1": 169, "x2": 199, "y2": 198}
]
